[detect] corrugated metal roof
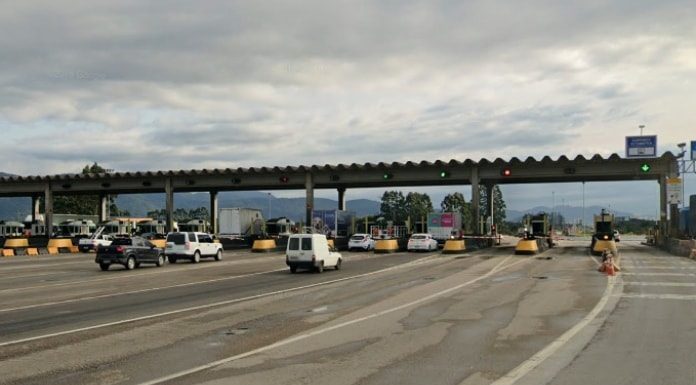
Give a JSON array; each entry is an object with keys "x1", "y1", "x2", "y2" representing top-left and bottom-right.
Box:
[{"x1": 0, "y1": 152, "x2": 676, "y2": 183}]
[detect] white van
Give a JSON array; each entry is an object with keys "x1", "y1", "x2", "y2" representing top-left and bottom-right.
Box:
[{"x1": 286, "y1": 234, "x2": 342, "y2": 273}]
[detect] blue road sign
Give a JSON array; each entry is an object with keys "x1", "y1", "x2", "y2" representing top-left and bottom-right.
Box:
[
  {"x1": 625, "y1": 135, "x2": 657, "y2": 158},
  {"x1": 691, "y1": 140, "x2": 696, "y2": 160}
]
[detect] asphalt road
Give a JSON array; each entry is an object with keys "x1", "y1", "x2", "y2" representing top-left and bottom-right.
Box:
[{"x1": 0, "y1": 238, "x2": 692, "y2": 385}]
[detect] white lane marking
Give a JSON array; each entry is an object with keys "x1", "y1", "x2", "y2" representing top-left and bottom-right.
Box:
[
  {"x1": 0, "y1": 260, "x2": 87, "y2": 271},
  {"x1": 623, "y1": 282, "x2": 696, "y2": 287},
  {"x1": 0, "y1": 252, "x2": 442, "y2": 347},
  {"x1": 621, "y1": 272, "x2": 696, "y2": 277},
  {"x1": 490, "y1": 269, "x2": 616, "y2": 385},
  {"x1": 0, "y1": 269, "x2": 287, "y2": 313},
  {"x1": 627, "y1": 266, "x2": 696, "y2": 270},
  {"x1": 137, "y1": 256, "x2": 529, "y2": 385},
  {"x1": 0, "y1": 272, "x2": 58, "y2": 281},
  {"x1": 622, "y1": 293, "x2": 696, "y2": 300},
  {"x1": 0, "y1": 256, "x2": 284, "y2": 294}
]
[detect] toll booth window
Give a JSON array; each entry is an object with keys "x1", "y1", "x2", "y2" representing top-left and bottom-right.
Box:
[
  {"x1": 301, "y1": 237, "x2": 312, "y2": 251},
  {"x1": 596, "y1": 223, "x2": 612, "y2": 233},
  {"x1": 288, "y1": 237, "x2": 300, "y2": 250}
]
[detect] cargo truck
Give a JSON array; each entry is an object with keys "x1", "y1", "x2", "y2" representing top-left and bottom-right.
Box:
[
  {"x1": 218, "y1": 208, "x2": 265, "y2": 237},
  {"x1": 427, "y1": 212, "x2": 463, "y2": 244}
]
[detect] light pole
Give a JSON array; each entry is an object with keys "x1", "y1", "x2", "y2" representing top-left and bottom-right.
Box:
[
  {"x1": 677, "y1": 142, "x2": 686, "y2": 208},
  {"x1": 582, "y1": 182, "x2": 585, "y2": 235},
  {"x1": 268, "y1": 193, "x2": 272, "y2": 219},
  {"x1": 551, "y1": 191, "x2": 555, "y2": 229},
  {"x1": 639, "y1": 124, "x2": 645, "y2": 136}
]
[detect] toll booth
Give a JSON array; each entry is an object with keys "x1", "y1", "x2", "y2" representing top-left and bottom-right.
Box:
[
  {"x1": 591, "y1": 209, "x2": 617, "y2": 255},
  {"x1": 515, "y1": 214, "x2": 553, "y2": 254}
]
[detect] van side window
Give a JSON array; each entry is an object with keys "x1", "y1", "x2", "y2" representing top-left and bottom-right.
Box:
[
  {"x1": 288, "y1": 237, "x2": 299, "y2": 250},
  {"x1": 301, "y1": 237, "x2": 312, "y2": 251}
]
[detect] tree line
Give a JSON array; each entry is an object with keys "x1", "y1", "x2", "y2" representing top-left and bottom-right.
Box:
[{"x1": 378, "y1": 186, "x2": 507, "y2": 233}]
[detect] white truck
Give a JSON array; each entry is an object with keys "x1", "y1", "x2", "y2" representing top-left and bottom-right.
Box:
[
  {"x1": 427, "y1": 212, "x2": 463, "y2": 244},
  {"x1": 218, "y1": 208, "x2": 265, "y2": 237},
  {"x1": 78, "y1": 226, "x2": 114, "y2": 252}
]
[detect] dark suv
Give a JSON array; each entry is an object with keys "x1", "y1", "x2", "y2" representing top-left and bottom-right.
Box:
[{"x1": 95, "y1": 237, "x2": 165, "y2": 271}]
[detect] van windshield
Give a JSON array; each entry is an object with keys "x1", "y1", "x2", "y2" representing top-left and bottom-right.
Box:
[
  {"x1": 166, "y1": 233, "x2": 186, "y2": 245},
  {"x1": 288, "y1": 237, "x2": 299, "y2": 250},
  {"x1": 301, "y1": 237, "x2": 312, "y2": 250}
]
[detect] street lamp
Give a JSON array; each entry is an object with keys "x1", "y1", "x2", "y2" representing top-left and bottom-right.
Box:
[
  {"x1": 268, "y1": 193, "x2": 272, "y2": 218},
  {"x1": 639, "y1": 124, "x2": 645, "y2": 136}
]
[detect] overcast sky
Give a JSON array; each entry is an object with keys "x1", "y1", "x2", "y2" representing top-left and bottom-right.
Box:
[{"x1": 0, "y1": 1, "x2": 694, "y2": 216}]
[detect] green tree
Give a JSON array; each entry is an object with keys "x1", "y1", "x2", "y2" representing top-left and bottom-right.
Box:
[
  {"x1": 380, "y1": 191, "x2": 407, "y2": 224},
  {"x1": 476, "y1": 185, "x2": 507, "y2": 232},
  {"x1": 404, "y1": 192, "x2": 433, "y2": 232},
  {"x1": 441, "y1": 192, "x2": 473, "y2": 233},
  {"x1": 47, "y1": 162, "x2": 126, "y2": 218}
]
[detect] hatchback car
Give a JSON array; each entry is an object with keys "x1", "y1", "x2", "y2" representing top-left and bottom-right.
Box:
[
  {"x1": 407, "y1": 233, "x2": 439, "y2": 252},
  {"x1": 348, "y1": 233, "x2": 375, "y2": 251}
]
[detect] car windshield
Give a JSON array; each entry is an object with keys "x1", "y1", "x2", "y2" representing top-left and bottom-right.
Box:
[
  {"x1": 111, "y1": 238, "x2": 132, "y2": 245},
  {"x1": 166, "y1": 233, "x2": 186, "y2": 245}
]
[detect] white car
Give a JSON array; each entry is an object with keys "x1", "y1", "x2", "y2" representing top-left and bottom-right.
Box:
[
  {"x1": 407, "y1": 233, "x2": 439, "y2": 252},
  {"x1": 165, "y1": 232, "x2": 223, "y2": 263},
  {"x1": 286, "y1": 234, "x2": 342, "y2": 273},
  {"x1": 348, "y1": 233, "x2": 375, "y2": 251},
  {"x1": 78, "y1": 234, "x2": 113, "y2": 252}
]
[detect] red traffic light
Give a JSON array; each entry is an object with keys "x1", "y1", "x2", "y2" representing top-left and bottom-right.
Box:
[
  {"x1": 501, "y1": 168, "x2": 512, "y2": 176},
  {"x1": 279, "y1": 176, "x2": 289, "y2": 183}
]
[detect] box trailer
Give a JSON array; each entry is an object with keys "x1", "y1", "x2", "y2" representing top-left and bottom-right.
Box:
[
  {"x1": 427, "y1": 212, "x2": 463, "y2": 243},
  {"x1": 219, "y1": 208, "x2": 265, "y2": 236},
  {"x1": 311, "y1": 210, "x2": 354, "y2": 238}
]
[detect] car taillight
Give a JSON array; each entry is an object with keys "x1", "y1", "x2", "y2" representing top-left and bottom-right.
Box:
[{"x1": 115, "y1": 246, "x2": 124, "y2": 253}]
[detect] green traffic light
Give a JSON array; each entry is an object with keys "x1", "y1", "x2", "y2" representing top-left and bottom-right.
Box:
[
  {"x1": 383, "y1": 173, "x2": 393, "y2": 179},
  {"x1": 640, "y1": 163, "x2": 651, "y2": 173},
  {"x1": 439, "y1": 171, "x2": 449, "y2": 178}
]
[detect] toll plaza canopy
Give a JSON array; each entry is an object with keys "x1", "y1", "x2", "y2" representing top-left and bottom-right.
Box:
[
  {"x1": 0, "y1": 152, "x2": 679, "y2": 196},
  {"x1": 0, "y1": 152, "x2": 680, "y2": 237}
]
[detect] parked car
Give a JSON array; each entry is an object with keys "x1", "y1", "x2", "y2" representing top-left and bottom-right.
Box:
[
  {"x1": 165, "y1": 232, "x2": 223, "y2": 263},
  {"x1": 79, "y1": 234, "x2": 113, "y2": 252},
  {"x1": 348, "y1": 233, "x2": 375, "y2": 251},
  {"x1": 286, "y1": 233, "x2": 342, "y2": 273},
  {"x1": 407, "y1": 233, "x2": 439, "y2": 252},
  {"x1": 95, "y1": 237, "x2": 165, "y2": 271},
  {"x1": 613, "y1": 230, "x2": 621, "y2": 242}
]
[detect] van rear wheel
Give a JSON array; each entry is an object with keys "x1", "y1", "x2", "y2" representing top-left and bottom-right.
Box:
[{"x1": 316, "y1": 262, "x2": 324, "y2": 273}]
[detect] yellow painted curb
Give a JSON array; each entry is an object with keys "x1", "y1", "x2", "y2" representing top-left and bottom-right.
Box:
[
  {"x1": 252, "y1": 239, "x2": 277, "y2": 253},
  {"x1": 374, "y1": 239, "x2": 399, "y2": 253},
  {"x1": 515, "y1": 239, "x2": 539, "y2": 255},
  {"x1": 442, "y1": 239, "x2": 466, "y2": 254}
]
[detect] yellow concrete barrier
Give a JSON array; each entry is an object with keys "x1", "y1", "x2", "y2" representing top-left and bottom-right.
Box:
[
  {"x1": 69, "y1": 246, "x2": 79, "y2": 254},
  {"x1": 46, "y1": 247, "x2": 59, "y2": 255},
  {"x1": 374, "y1": 239, "x2": 399, "y2": 253},
  {"x1": 252, "y1": 239, "x2": 277, "y2": 253},
  {"x1": 26, "y1": 248, "x2": 39, "y2": 256},
  {"x1": 515, "y1": 239, "x2": 539, "y2": 255},
  {"x1": 442, "y1": 239, "x2": 466, "y2": 254},
  {"x1": 150, "y1": 239, "x2": 167, "y2": 249},
  {"x1": 48, "y1": 238, "x2": 74, "y2": 249},
  {"x1": 592, "y1": 239, "x2": 617, "y2": 256},
  {"x1": 4, "y1": 238, "x2": 29, "y2": 248},
  {"x1": 2, "y1": 249, "x2": 15, "y2": 257},
  {"x1": 327, "y1": 239, "x2": 335, "y2": 249}
]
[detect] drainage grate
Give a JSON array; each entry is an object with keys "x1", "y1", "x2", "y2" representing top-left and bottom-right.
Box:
[
  {"x1": 536, "y1": 256, "x2": 554, "y2": 260},
  {"x1": 531, "y1": 276, "x2": 549, "y2": 280}
]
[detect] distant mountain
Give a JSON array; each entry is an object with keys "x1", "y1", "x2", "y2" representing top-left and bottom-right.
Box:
[
  {"x1": 505, "y1": 205, "x2": 633, "y2": 225},
  {"x1": 114, "y1": 192, "x2": 381, "y2": 221}
]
